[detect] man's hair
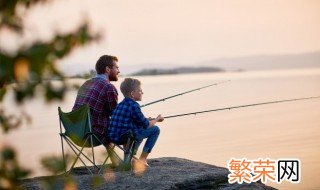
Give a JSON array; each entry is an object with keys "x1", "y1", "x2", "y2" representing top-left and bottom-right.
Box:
[
  {"x1": 95, "y1": 55, "x2": 118, "y2": 74},
  {"x1": 120, "y1": 78, "x2": 141, "y2": 97}
]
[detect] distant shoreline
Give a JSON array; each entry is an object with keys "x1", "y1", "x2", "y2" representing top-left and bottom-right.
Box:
[{"x1": 129, "y1": 66, "x2": 225, "y2": 76}]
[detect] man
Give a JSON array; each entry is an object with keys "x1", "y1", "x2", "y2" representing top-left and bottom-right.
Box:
[{"x1": 73, "y1": 55, "x2": 120, "y2": 146}]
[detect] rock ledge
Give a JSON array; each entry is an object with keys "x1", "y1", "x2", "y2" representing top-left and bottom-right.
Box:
[{"x1": 20, "y1": 157, "x2": 277, "y2": 190}]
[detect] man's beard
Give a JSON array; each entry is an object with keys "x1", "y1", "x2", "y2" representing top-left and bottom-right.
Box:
[{"x1": 109, "y1": 73, "x2": 118, "y2": 81}]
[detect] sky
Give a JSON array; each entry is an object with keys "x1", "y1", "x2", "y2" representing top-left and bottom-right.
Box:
[{"x1": 2, "y1": 0, "x2": 320, "y2": 74}]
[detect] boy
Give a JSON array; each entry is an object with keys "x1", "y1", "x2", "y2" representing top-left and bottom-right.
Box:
[{"x1": 108, "y1": 78, "x2": 164, "y2": 168}]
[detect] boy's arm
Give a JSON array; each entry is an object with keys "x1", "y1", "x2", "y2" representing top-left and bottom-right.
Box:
[{"x1": 132, "y1": 103, "x2": 150, "y2": 129}]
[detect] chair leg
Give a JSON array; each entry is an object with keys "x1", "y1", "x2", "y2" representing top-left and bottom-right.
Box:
[
  {"x1": 60, "y1": 134, "x2": 67, "y2": 174},
  {"x1": 117, "y1": 138, "x2": 136, "y2": 171},
  {"x1": 64, "y1": 138, "x2": 94, "y2": 175},
  {"x1": 65, "y1": 138, "x2": 97, "y2": 167},
  {"x1": 123, "y1": 139, "x2": 134, "y2": 165},
  {"x1": 64, "y1": 138, "x2": 89, "y2": 168},
  {"x1": 90, "y1": 136, "x2": 96, "y2": 167},
  {"x1": 98, "y1": 145, "x2": 125, "y2": 174},
  {"x1": 107, "y1": 145, "x2": 122, "y2": 166},
  {"x1": 60, "y1": 133, "x2": 111, "y2": 175},
  {"x1": 97, "y1": 155, "x2": 110, "y2": 174},
  {"x1": 88, "y1": 134, "x2": 124, "y2": 174},
  {"x1": 116, "y1": 142, "x2": 148, "y2": 166},
  {"x1": 114, "y1": 144, "x2": 139, "y2": 161}
]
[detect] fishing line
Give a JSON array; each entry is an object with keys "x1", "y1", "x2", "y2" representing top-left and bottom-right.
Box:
[
  {"x1": 140, "y1": 80, "x2": 230, "y2": 108},
  {"x1": 163, "y1": 96, "x2": 320, "y2": 119}
]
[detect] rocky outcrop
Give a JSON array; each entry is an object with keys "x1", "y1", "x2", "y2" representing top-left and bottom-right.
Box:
[{"x1": 20, "y1": 157, "x2": 277, "y2": 190}]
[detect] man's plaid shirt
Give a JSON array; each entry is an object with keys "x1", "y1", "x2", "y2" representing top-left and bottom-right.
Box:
[
  {"x1": 73, "y1": 75, "x2": 118, "y2": 137},
  {"x1": 108, "y1": 97, "x2": 149, "y2": 143}
]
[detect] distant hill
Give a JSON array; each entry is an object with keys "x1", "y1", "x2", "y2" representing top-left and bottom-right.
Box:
[
  {"x1": 129, "y1": 66, "x2": 224, "y2": 76},
  {"x1": 123, "y1": 51, "x2": 320, "y2": 75},
  {"x1": 198, "y1": 51, "x2": 320, "y2": 71},
  {"x1": 67, "y1": 51, "x2": 320, "y2": 76}
]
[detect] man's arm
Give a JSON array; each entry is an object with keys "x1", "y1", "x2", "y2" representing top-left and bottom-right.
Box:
[{"x1": 105, "y1": 84, "x2": 118, "y2": 114}]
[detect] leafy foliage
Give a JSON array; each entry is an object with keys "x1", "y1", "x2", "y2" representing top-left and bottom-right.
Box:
[
  {"x1": 0, "y1": 0, "x2": 100, "y2": 133},
  {"x1": 0, "y1": 0, "x2": 101, "y2": 188},
  {"x1": 0, "y1": 0, "x2": 51, "y2": 32},
  {"x1": 0, "y1": 146, "x2": 30, "y2": 189},
  {"x1": 41, "y1": 155, "x2": 70, "y2": 175}
]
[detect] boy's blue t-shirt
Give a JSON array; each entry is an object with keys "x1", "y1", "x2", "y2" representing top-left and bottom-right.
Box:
[{"x1": 108, "y1": 97, "x2": 149, "y2": 142}]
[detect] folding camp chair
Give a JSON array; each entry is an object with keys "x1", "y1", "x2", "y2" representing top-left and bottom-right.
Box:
[
  {"x1": 58, "y1": 104, "x2": 122, "y2": 175},
  {"x1": 58, "y1": 104, "x2": 138, "y2": 175}
]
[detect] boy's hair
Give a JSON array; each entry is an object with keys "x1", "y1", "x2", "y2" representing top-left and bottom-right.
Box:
[
  {"x1": 120, "y1": 78, "x2": 141, "y2": 97},
  {"x1": 95, "y1": 55, "x2": 118, "y2": 74}
]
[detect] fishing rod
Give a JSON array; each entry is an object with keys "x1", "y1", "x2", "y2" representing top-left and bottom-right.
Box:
[
  {"x1": 163, "y1": 96, "x2": 320, "y2": 119},
  {"x1": 140, "y1": 80, "x2": 230, "y2": 108}
]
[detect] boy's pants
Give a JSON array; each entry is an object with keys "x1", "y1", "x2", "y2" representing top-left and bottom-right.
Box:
[{"x1": 133, "y1": 126, "x2": 160, "y2": 153}]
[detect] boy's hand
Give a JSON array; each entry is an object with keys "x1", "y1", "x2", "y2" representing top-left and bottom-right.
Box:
[
  {"x1": 156, "y1": 114, "x2": 164, "y2": 122},
  {"x1": 148, "y1": 117, "x2": 154, "y2": 121}
]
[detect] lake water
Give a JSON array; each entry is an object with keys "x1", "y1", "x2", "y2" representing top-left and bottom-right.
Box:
[{"x1": 1, "y1": 68, "x2": 320, "y2": 190}]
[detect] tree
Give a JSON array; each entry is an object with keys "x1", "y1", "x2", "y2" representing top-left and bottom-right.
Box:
[
  {"x1": 0, "y1": 0, "x2": 100, "y2": 132},
  {"x1": 0, "y1": 0, "x2": 100, "y2": 188}
]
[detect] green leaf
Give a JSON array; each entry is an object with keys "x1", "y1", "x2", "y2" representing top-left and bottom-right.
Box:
[
  {"x1": 1, "y1": 147, "x2": 15, "y2": 160},
  {"x1": 0, "y1": 88, "x2": 6, "y2": 101}
]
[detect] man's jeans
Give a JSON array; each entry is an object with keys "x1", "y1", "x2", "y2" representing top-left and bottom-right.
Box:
[{"x1": 134, "y1": 126, "x2": 160, "y2": 153}]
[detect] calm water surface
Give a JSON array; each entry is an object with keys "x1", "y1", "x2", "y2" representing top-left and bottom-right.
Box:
[{"x1": 1, "y1": 68, "x2": 320, "y2": 190}]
